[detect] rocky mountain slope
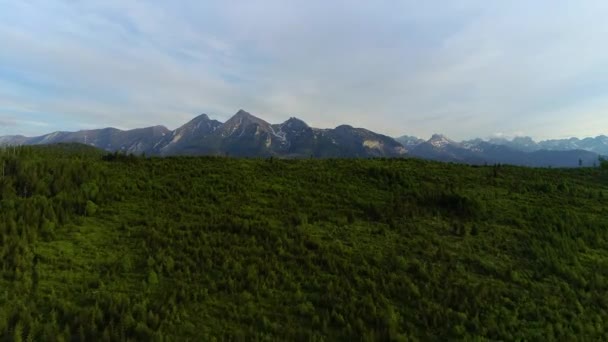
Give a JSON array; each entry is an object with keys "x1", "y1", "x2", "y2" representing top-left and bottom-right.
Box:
[
  {"x1": 0, "y1": 110, "x2": 405, "y2": 158},
  {"x1": 1, "y1": 110, "x2": 604, "y2": 166}
]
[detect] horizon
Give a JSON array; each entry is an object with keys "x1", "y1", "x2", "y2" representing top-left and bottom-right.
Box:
[
  {"x1": 2, "y1": 1, "x2": 608, "y2": 140},
  {"x1": 1, "y1": 108, "x2": 607, "y2": 143}
]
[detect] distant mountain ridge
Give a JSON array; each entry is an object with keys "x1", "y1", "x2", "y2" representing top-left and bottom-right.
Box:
[
  {"x1": 0, "y1": 110, "x2": 405, "y2": 158},
  {"x1": 0, "y1": 110, "x2": 604, "y2": 166},
  {"x1": 486, "y1": 135, "x2": 608, "y2": 155},
  {"x1": 397, "y1": 134, "x2": 605, "y2": 167},
  {"x1": 397, "y1": 134, "x2": 608, "y2": 154}
]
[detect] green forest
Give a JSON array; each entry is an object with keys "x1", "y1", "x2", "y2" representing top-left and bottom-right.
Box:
[{"x1": 1, "y1": 144, "x2": 608, "y2": 341}]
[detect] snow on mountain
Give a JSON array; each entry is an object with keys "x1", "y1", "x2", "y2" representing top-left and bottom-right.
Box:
[
  {"x1": 428, "y1": 134, "x2": 458, "y2": 149},
  {"x1": 2, "y1": 109, "x2": 605, "y2": 165}
]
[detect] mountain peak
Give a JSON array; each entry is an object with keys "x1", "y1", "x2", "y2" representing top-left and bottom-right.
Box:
[
  {"x1": 226, "y1": 109, "x2": 266, "y2": 123},
  {"x1": 218, "y1": 110, "x2": 271, "y2": 138},
  {"x1": 283, "y1": 117, "x2": 309, "y2": 129},
  {"x1": 226, "y1": 109, "x2": 268, "y2": 124},
  {"x1": 182, "y1": 113, "x2": 213, "y2": 127},
  {"x1": 168, "y1": 113, "x2": 222, "y2": 143},
  {"x1": 512, "y1": 136, "x2": 536, "y2": 143},
  {"x1": 430, "y1": 133, "x2": 447, "y2": 139},
  {"x1": 428, "y1": 134, "x2": 455, "y2": 148},
  {"x1": 234, "y1": 109, "x2": 253, "y2": 118},
  {"x1": 429, "y1": 134, "x2": 452, "y2": 142},
  {"x1": 194, "y1": 113, "x2": 210, "y2": 121},
  {"x1": 395, "y1": 135, "x2": 425, "y2": 148}
]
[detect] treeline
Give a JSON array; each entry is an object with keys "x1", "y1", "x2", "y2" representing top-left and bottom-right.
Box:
[{"x1": 0, "y1": 145, "x2": 608, "y2": 340}]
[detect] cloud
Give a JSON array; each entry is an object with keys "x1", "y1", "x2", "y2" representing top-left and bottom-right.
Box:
[
  {"x1": 0, "y1": 0, "x2": 607, "y2": 140},
  {"x1": 0, "y1": 117, "x2": 17, "y2": 127}
]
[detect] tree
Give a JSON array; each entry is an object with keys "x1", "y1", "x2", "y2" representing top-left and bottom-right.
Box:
[
  {"x1": 85, "y1": 201, "x2": 98, "y2": 216},
  {"x1": 599, "y1": 156, "x2": 608, "y2": 170},
  {"x1": 147, "y1": 270, "x2": 159, "y2": 285}
]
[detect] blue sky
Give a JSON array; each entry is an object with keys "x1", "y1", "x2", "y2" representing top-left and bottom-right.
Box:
[{"x1": 1, "y1": 0, "x2": 608, "y2": 140}]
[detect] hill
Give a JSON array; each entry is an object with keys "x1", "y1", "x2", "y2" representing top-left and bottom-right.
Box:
[{"x1": 1, "y1": 146, "x2": 608, "y2": 340}]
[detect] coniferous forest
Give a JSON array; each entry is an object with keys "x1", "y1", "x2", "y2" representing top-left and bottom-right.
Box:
[{"x1": 1, "y1": 144, "x2": 608, "y2": 341}]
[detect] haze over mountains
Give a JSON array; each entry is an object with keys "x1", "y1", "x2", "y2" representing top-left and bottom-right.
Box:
[
  {"x1": 0, "y1": 109, "x2": 605, "y2": 167},
  {"x1": 400, "y1": 134, "x2": 602, "y2": 168}
]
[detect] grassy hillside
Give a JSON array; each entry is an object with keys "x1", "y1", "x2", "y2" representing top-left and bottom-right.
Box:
[{"x1": 1, "y1": 145, "x2": 608, "y2": 341}]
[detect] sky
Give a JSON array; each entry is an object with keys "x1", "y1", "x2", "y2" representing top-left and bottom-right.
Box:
[{"x1": 1, "y1": 0, "x2": 608, "y2": 140}]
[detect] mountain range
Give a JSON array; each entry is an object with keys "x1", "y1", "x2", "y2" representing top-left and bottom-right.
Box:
[
  {"x1": 0, "y1": 110, "x2": 405, "y2": 158},
  {"x1": 400, "y1": 134, "x2": 602, "y2": 168},
  {"x1": 0, "y1": 109, "x2": 605, "y2": 167}
]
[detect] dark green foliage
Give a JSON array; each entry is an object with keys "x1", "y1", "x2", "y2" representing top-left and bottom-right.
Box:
[
  {"x1": 600, "y1": 156, "x2": 608, "y2": 170},
  {"x1": 1, "y1": 145, "x2": 608, "y2": 340}
]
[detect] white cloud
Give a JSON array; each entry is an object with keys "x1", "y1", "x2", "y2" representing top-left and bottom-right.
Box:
[{"x1": 0, "y1": 0, "x2": 607, "y2": 140}]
